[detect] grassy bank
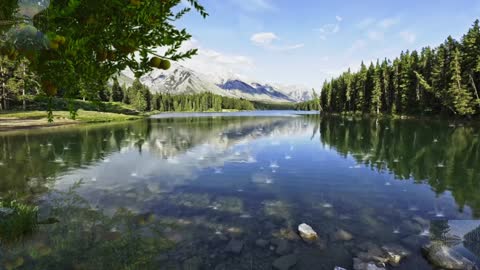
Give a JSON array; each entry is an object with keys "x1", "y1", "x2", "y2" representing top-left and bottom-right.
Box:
[{"x1": 0, "y1": 110, "x2": 142, "y2": 132}]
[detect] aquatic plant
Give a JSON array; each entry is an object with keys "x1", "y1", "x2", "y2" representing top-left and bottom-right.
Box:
[
  {"x1": 0, "y1": 200, "x2": 38, "y2": 244},
  {"x1": 1, "y1": 184, "x2": 174, "y2": 270}
]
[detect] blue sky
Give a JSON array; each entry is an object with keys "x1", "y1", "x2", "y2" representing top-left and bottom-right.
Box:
[{"x1": 176, "y1": 0, "x2": 480, "y2": 88}]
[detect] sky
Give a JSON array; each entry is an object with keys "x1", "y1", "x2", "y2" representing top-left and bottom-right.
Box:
[{"x1": 175, "y1": 0, "x2": 480, "y2": 88}]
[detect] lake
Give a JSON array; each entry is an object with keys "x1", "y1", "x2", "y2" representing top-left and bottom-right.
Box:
[{"x1": 1, "y1": 111, "x2": 480, "y2": 270}]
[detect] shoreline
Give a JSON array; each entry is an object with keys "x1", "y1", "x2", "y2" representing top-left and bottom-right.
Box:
[{"x1": 0, "y1": 110, "x2": 142, "y2": 133}]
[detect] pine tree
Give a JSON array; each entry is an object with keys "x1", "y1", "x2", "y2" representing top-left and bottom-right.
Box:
[
  {"x1": 371, "y1": 61, "x2": 382, "y2": 114},
  {"x1": 111, "y1": 78, "x2": 124, "y2": 102},
  {"x1": 449, "y1": 48, "x2": 475, "y2": 115}
]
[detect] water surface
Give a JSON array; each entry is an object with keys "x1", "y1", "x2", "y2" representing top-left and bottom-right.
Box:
[{"x1": 1, "y1": 111, "x2": 479, "y2": 269}]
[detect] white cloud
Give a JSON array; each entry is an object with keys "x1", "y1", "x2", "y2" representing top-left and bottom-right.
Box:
[
  {"x1": 378, "y1": 17, "x2": 399, "y2": 29},
  {"x1": 400, "y1": 31, "x2": 416, "y2": 44},
  {"x1": 316, "y1": 24, "x2": 340, "y2": 34},
  {"x1": 357, "y1": 18, "x2": 375, "y2": 29},
  {"x1": 336, "y1": 15, "x2": 343, "y2": 22},
  {"x1": 250, "y1": 32, "x2": 304, "y2": 51},
  {"x1": 250, "y1": 32, "x2": 278, "y2": 46},
  {"x1": 172, "y1": 38, "x2": 255, "y2": 82},
  {"x1": 367, "y1": 30, "x2": 384, "y2": 41},
  {"x1": 314, "y1": 20, "x2": 341, "y2": 40}
]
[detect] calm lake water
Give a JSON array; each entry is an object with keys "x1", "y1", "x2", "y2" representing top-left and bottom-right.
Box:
[{"x1": 1, "y1": 111, "x2": 480, "y2": 269}]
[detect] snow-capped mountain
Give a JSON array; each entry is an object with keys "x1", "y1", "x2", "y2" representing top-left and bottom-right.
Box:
[
  {"x1": 272, "y1": 84, "x2": 314, "y2": 102},
  {"x1": 140, "y1": 66, "x2": 232, "y2": 97},
  {"x1": 121, "y1": 64, "x2": 312, "y2": 103}
]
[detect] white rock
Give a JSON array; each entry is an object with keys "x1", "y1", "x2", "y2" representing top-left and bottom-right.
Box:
[{"x1": 298, "y1": 223, "x2": 318, "y2": 242}]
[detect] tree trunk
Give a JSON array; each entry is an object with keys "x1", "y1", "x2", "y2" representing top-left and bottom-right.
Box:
[
  {"x1": 1, "y1": 81, "x2": 6, "y2": 111},
  {"x1": 0, "y1": 66, "x2": 3, "y2": 111},
  {"x1": 22, "y1": 65, "x2": 26, "y2": 110},
  {"x1": 470, "y1": 74, "x2": 480, "y2": 109}
]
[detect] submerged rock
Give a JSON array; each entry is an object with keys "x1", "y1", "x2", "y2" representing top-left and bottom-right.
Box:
[
  {"x1": 381, "y1": 244, "x2": 410, "y2": 266},
  {"x1": 298, "y1": 223, "x2": 318, "y2": 242},
  {"x1": 225, "y1": 239, "x2": 244, "y2": 254},
  {"x1": 272, "y1": 254, "x2": 298, "y2": 270},
  {"x1": 353, "y1": 258, "x2": 385, "y2": 270},
  {"x1": 0, "y1": 207, "x2": 14, "y2": 217},
  {"x1": 271, "y1": 238, "x2": 291, "y2": 255},
  {"x1": 422, "y1": 242, "x2": 477, "y2": 270},
  {"x1": 255, "y1": 239, "x2": 269, "y2": 248},
  {"x1": 335, "y1": 229, "x2": 354, "y2": 241},
  {"x1": 38, "y1": 217, "x2": 60, "y2": 225},
  {"x1": 183, "y1": 256, "x2": 202, "y2": 270},
  {"x1": 355, "y1": 243, "x2": 410, "y2": 267}
]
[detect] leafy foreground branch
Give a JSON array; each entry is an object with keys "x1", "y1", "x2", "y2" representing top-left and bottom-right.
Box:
[{"x1": 0, "y1": 0, "x2": 207, "y2": 119}]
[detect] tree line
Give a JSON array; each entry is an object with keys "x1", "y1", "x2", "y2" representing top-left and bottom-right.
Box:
[
  {"x1": 0, "y1": 59, "x2": 256, "y2": 113},
  {"x1": 299, "y1": 20, "x2": 480, "y2": 117},
  {"x1": 99, "y1": 78, "x2": 255, "y2": 112}
]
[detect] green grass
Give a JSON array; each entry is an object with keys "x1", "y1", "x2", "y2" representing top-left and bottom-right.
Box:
[{"x1": 0, "y1": 110, "x2": 142, "y2": 123}]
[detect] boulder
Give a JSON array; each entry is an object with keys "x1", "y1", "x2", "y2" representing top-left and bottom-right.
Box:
[
  {"x1": 272, "y1": 254, "x2": 298, "y2": 270},
  {"x1": 422, "y1": 242, "x2": 477, "y2": 270},
  {"x1": 298, "y1": 223, "x2": 318, "y2": 242}
]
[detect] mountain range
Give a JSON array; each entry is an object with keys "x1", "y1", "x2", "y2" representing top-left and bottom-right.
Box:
[{"x1": 120, "y1": 64, "x2": 312, "y2": 103}]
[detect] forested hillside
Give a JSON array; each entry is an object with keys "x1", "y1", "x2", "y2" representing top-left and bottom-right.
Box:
[
  {"x1": 316, "y1": 20, "x2": 480, "y2": 117},
  {"x1": 0, "y1": 59, "x2": 255, "y2": 113}
]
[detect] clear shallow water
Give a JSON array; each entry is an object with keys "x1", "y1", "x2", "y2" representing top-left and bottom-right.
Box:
[{"x1": 0, "y1": 111, "x2": 480, "y2": 269}]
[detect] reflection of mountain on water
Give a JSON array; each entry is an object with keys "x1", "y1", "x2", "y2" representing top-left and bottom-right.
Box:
[
  {"x1": 0, "y1": 116, "x2": 312, "y2": 199},
  {"x1": 316, "y1": 116, "x2": 480, "y2": 217},
  {"x1": 57, "y1": 117, "x2": 313, "y2": 200},
  {"x1": 146, "y1": 117, "x2": 291, "y2": 159}
]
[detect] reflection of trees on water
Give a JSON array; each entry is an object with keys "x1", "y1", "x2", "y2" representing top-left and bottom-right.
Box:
[
  {"x1": 0, "y1": 121, "x2": 151, "y2": 196},
  {"x1": 0, "y1": 117, "x2": 309, "y2": 198},
  {"x1": 315, "y1": 116, "x2": 480, "y2": 217}
]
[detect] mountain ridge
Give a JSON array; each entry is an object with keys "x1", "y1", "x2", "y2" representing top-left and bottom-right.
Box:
[{"x1": 120, "y1": 64, "x2": 312, "y2": 103}]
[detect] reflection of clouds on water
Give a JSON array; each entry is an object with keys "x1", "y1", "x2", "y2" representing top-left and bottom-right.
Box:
[
  {"x1": 54, "y1": 117, "x2": 312, "y2": 210},
  {"x1": 251, "y1": 173, "x2": 274, "y2": 185}
]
